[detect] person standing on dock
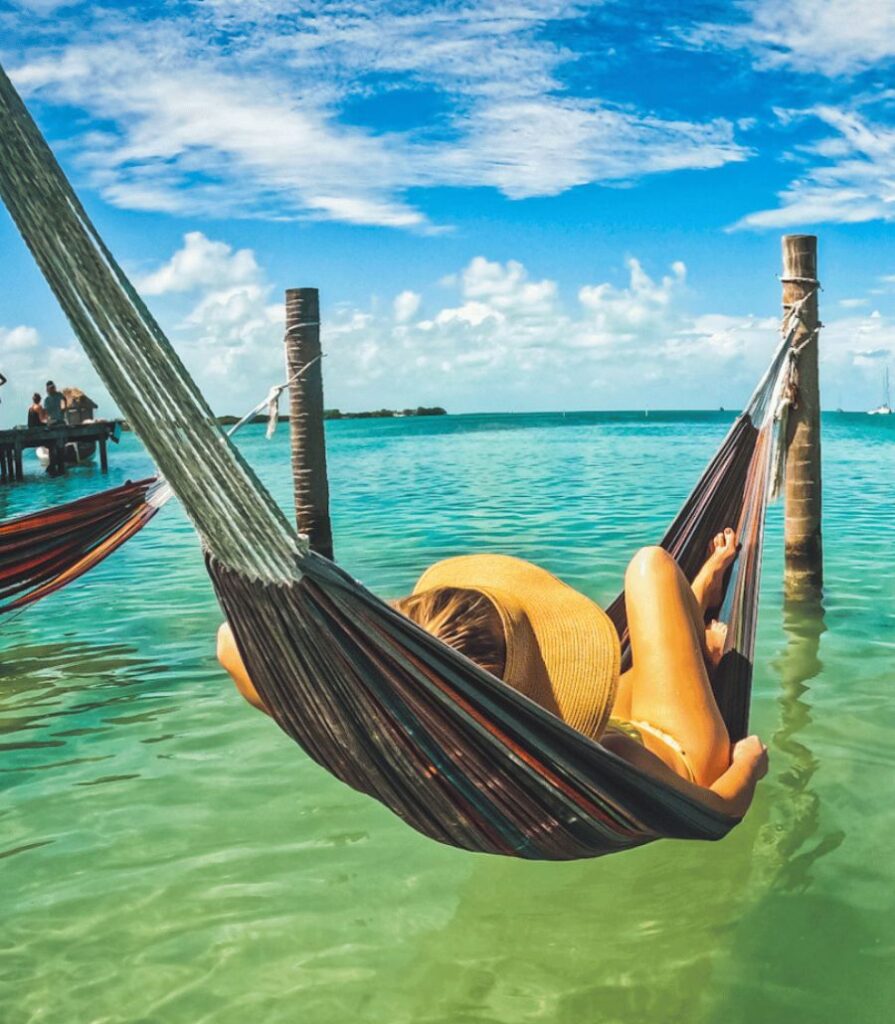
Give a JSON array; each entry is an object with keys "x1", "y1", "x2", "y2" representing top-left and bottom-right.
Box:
[
  {"x1": 43, "y1": 380, "x2": 66, "y2": 425},
  {"x1": 27, "y1": 393, "x2": 46, "y2": 427}
]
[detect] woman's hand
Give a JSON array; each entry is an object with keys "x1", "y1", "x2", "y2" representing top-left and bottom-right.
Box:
[
  {"x1": 708, "y1": 734, "x2": 769, "y2": 818},
  {"x1": 732, "y1": 735, "x2": 769, "y2": 780}
]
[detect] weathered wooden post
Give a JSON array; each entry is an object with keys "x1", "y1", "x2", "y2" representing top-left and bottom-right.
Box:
[
  {"x1": 782, "y1": 234, "x2": 822, "y2": 594},
  {"x1": 284, "y1": 287, "x2": 334, "y2": 560}
]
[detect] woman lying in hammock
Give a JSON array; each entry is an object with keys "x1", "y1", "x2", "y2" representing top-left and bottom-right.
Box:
[{"x1": 218, "y1": 528, "x2": 768, "y2": 819}]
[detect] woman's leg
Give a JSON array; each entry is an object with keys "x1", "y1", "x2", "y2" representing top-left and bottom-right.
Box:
[
  {"x1": 611, "y1": 531, "x2": 736, "y2": 723},
  {"x1": 617, "y1": 546, "x2": 731, "y2": 786}
]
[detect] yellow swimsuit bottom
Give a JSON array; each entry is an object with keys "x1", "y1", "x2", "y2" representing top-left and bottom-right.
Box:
[{"x1": 605, "y1": 718, "x2": 696, "y2": 783}]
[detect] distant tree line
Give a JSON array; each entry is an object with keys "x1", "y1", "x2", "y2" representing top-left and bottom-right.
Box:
[
  {"x1": 124, "y1": 406, "x2": 448, "y2": 431},
  {"x1": 323, "y1": 406, "x2": 447, "y2": 420}
]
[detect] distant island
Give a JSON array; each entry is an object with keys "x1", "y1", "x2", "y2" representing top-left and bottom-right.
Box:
[
  {"x1": 121, "y1": 407, "x2": 447, "y2": 431},
  {"x1": 212, "y1": 406, "x2": 448, "y2": 426},
  {"x1": 324, "y1": 406, "x2": 447, "y2": 421}
]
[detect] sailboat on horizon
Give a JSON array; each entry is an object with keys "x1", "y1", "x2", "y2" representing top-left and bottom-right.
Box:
[{"x1": 868, "y1": 367, "x2": 892, "y2": 415}]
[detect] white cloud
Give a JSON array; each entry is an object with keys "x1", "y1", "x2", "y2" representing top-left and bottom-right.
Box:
[
  {"x1": 0, "y1": 325, "x2": 40, "y2": 351},
  {"x1": 322, "y1": 254, "x2": 772, "y2": 408},
  {"x1": 318, "y1": 254, "x2": 895, "y2": 411},
  {"x1": 8, "y1": 233, "x2": 891, "y2": 423},
  {"x1": 124, "y1": 241, "x2": 723, "y2": 412},
  {"x1": 393, "y1": 290, "x2": 421, "y2": 323},
  {"x1": 182, "y1": 279, "x2": 285, "y2": 382},
  {"x1": 462, "y1": 257, "x2": 557, "y2": 308},
  {"x1": 433, "y1": 301, "x2": 505, "y2": 328},
  {"x1": 693, "y1": 0, "x2": 895, "y2": 76},
  {"x1": 733, "y1": 103, "x2": 895, "y2": 229},
  {"x1": 7, "y1": 2, "x2": 749, "y2": 229},
  {"x1": 138, "y1": 231, "x2": 261, "y2": 295},
  {"x1": 126, "y1": 231, "x2": 288, "y2": 392},
  {"x1": 576, "y1": 259, "x2": 686, "y2": 347}
]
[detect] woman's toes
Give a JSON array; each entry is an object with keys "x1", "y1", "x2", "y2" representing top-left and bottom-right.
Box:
[
  {"x1": 715, "y1": 528, "x2": 738, "y2": 564},
  {"x1": 705, "y1": 619, "x2": 728, "y2": 668}
]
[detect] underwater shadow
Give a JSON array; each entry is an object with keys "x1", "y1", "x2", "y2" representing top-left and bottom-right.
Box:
[{"x1": 760, "y1": 591, "x2": 845, "y2": 891}]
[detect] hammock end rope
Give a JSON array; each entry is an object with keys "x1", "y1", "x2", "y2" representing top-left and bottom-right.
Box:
[{"x1": 769, "y1": 285, "x2": 822, "y2": 502}]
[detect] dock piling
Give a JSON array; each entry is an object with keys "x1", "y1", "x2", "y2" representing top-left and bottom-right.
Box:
[
  {"x1": 284, "y1": 287, "x2": 334, "y2": 560},
  {"x1": 782, "y1": 234, "x2": 823, "y2": 595}
]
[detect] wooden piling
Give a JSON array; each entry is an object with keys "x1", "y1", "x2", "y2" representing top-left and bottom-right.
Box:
[
  {"x1": 284, "y1": 287, "x2": 334, "y2": 560},
  {"x1": 782, "y1": 234, "x2": 822, "y2": 594}
]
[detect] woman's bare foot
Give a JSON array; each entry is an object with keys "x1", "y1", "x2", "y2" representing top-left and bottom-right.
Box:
[
  {"x1": 692, "y1": 527, "x2": 739, "y2": 614},
  {"x1": 704, "y1": 618, "x2": 728, "y2": 673}
]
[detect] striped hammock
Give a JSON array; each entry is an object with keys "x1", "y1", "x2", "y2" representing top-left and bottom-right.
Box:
[
  {"x1": 0, "y1": 376, "x2": 296, "y2": 617},
  {"x1": 0, "y1": 64, "x2": 802, "y2": 859},
  {"x1": 0, "y1": 478, "x2": 161, "y2": 614}
]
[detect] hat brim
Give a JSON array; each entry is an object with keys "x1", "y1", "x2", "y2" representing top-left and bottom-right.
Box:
[{"x1": 414, "y1": 554, "x2": 620, "y2": 739}]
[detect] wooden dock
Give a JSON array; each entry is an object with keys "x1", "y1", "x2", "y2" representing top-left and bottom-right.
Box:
[{"x1": 0, "y1": 421, "x2": 121, "y2": 482}]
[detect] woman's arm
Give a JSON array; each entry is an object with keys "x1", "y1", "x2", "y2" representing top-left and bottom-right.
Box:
[{"x1": 602, "y1": 732, "x2": 768, "y2": 819}]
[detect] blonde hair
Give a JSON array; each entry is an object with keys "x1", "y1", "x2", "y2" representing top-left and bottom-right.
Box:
[{"x1": 392, "y1": 586, "x2": 506, "y2": 679}]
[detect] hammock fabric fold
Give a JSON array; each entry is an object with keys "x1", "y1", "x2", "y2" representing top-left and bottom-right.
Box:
[
  {"x1": 0, "y1": 63, "x2": 795, "y2": 859},
  {"x1": 0, "y1": 478, "x2": 160, "y2": 614}
]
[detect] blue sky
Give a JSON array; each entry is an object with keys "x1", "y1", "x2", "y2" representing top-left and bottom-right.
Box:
[{"x1": 1, "y1": 0, "x2": 894, "y2": 423}]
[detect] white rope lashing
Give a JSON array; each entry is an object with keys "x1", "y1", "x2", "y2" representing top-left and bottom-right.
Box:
[
  {"x1": 770, "y1": 283, "x2": 821, "y2": 500},
  {"x1": 147, "y1": 357, "x2": 322, "y2": 511}
]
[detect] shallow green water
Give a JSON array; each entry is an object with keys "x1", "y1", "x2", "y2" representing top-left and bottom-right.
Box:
[{"x1": 2, "y1": 411, "x2": 893, "y2": 1024}]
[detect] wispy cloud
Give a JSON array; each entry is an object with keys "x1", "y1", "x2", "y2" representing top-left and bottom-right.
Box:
[
  {"x1": 732, "y1": 101, "x2": 895, "y2": 229},
  {"x1": 435, "y1": 99, "x2": 743, "y2": 199},
  {"x1": 7, "y1": 2, "x2": 748, "y2": 229},
  {"x1": 692, "y1": 0, "x2": 895, "y2": 77},
  {"x1": 12, "y1": 35, "x2": 427, "y2": 228}
]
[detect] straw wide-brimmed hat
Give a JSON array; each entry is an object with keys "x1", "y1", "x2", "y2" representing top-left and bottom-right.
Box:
[{"x1": 413, "y1": 554, "x2": 621, "y2": 740}]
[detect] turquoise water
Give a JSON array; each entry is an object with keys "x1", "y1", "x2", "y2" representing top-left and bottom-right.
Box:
[{"x1": 1, "y1": 411, "x2": 893, "y2": 1023}]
